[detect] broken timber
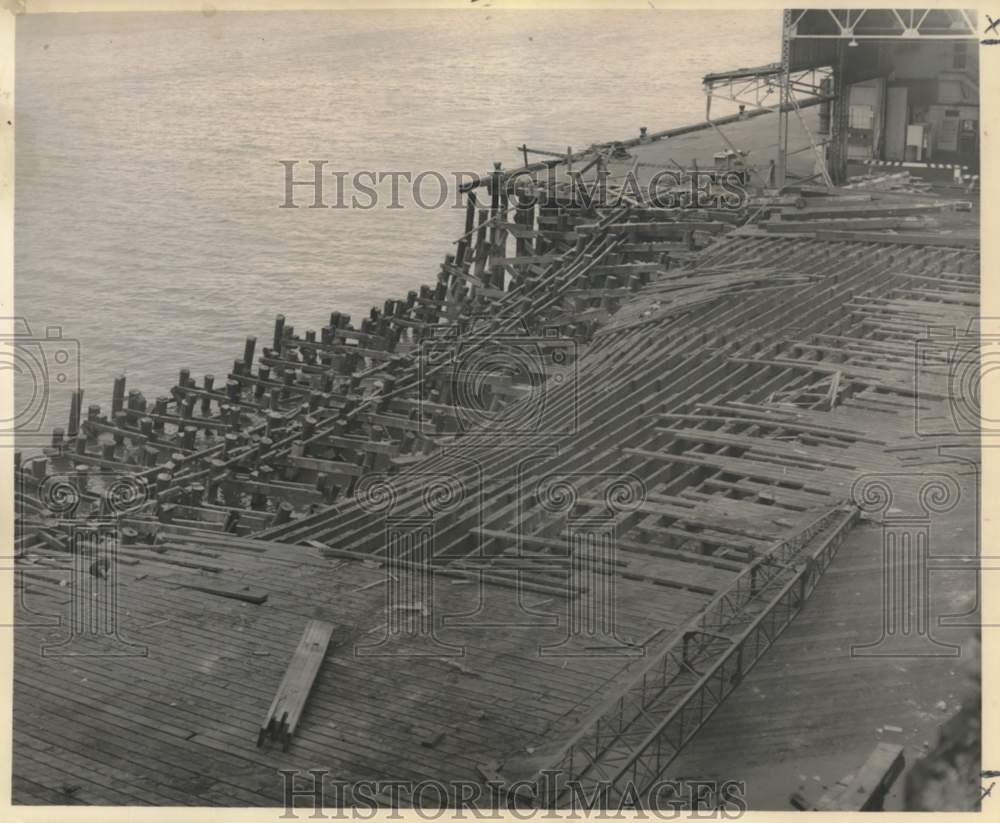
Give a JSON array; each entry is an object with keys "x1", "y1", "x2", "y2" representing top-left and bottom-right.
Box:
[{"x1": 257, "y1": 620, "x2": 334, "y2": 751}]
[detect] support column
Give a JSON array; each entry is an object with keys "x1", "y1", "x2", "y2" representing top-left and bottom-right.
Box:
[
  {"x1": 776, "y1": 9, "x2": 791, "y2": 188},
  {"x1": 828, "y1": 40, "x2": 850, "y2": 185}
]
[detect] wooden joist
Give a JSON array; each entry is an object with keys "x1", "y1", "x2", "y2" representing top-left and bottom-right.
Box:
[
  {"x1": 258, "y1": 619, "x2": 335, "y2": 751},
  {"x1": 777, "y1": 202, "x2": 952, "y2": 221},
  {"x1": 812, "y1": 230, "x2": 978, "y2": 248}
]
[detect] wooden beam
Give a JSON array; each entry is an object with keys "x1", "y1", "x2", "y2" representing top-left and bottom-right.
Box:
[{"x1": 258, "y1": 620, "x2": 335, "y2": 751}]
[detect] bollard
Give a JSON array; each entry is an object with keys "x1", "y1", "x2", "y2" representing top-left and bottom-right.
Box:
[{"x1": 31, "y1": 457, "x2": 48, "y2": 481}]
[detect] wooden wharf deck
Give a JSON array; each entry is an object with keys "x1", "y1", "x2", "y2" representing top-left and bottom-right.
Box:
[{"x1": 12, "y1": 116, "x2": 980, "y2": 807}]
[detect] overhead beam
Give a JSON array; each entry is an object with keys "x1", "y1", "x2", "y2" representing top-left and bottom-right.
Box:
[{"x1": 787, "y1": 8, "x2": 978, "y2": 39}]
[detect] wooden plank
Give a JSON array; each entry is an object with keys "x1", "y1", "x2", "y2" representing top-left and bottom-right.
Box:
[
  {"x1": 762, "y1": 217, "x2": 925, "y2": 233},
  {"x1": 286, "y1": 454, "x2": 366, "y2": 478},
  {"x1": 164, "y1": 575, "x2": 270, "y2": 605},
  {"x1": 596, "y1": 221, "x2": 729, "y2": 238},
  {"x1": 258, "y1": 620, "x2": 335, "y2": 751},
  {"x1": 777, "y1": 203, "x2": 949, "y2": 221},
  {"x1": 811, "y1": 230, "x2": 978, "y2": 248}
]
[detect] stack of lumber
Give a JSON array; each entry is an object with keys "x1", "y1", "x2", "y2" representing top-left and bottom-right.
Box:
[
  {"x1": 844, "y1": 171, "x2": 934, "y2": 194},
  {"x1": 757, "y1": 193, "x2": 971, "y2": 240}
]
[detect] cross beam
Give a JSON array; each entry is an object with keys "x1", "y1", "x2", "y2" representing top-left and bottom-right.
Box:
[
  {"x1": 786, "y1": 8, "x2": 978, "y2": 40},
  {"x1": 703, "y1": 64, "x2": 834, "y2": 112}
]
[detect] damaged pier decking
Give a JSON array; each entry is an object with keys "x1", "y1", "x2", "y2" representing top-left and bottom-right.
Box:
[{"x1": 12, "y1": 107, "x2": 980, "y2": 807}]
